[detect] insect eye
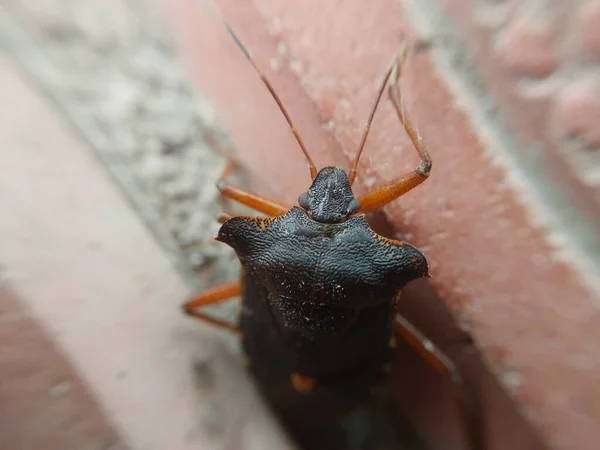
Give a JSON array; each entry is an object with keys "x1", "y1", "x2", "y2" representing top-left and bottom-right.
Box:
[
  {"x1": 346, "y1": 199, "x2": 361, "y2": 215},
  {"x1": 298, "y1": 192, "x2": 309, "y2": 209}
]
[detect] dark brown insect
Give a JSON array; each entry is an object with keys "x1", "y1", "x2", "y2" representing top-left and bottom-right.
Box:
[{"x1": 184, "y1": 23, "x2": 482, "y2": 450}]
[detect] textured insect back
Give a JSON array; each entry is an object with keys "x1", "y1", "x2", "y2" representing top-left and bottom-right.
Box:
[
  {"x1": 368, "y1": 229, "x2": 430, "y2": 288},
  {"x1": 216, "y1": 215, "x2": 281, "y2": 258}
]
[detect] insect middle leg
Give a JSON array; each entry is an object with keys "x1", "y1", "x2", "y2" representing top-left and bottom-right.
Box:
[
  {"x1": 358, "y1": 43, "x2": 432, "y2": 212},
  {"x1": 183, "y1": 281, "x2": 241, "y2": 334},
  {"x1": 217, "y1": 159, "x2": 290, "y2": 217},
  {"x1": 394, "y1": 314, "x2": 483, "y2": 450}
]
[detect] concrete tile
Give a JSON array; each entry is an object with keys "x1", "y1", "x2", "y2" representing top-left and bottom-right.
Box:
[{"x1": 0, "y1": 52, "x2": 293, "y2": 450}]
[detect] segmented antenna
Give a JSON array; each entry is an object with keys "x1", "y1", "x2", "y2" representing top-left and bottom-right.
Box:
[
  {"x1": 223, "y1": 23, "x2": 318, "y2": 180},
  {"x1": 347, "y1": 54, "x2": 397, "y2": 186}
]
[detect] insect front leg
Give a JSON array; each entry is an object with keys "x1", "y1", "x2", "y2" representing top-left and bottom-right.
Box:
[
  {"x1": 358, "y1": 44, "x2": 432, "y2": 212},
  {"x1": 217, "y1": 159, "x2": 291, "y2": 217},
  {"x1": 183, "y1": 281, "x2": 241, "y2": 334},
  {"x1": 394, "y1": 314, "x2": 484, "y2": 450}
]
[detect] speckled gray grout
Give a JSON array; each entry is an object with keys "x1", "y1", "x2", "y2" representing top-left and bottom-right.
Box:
[{"x1": 0, "y1": 0, "x2": 243, "y2": 320}]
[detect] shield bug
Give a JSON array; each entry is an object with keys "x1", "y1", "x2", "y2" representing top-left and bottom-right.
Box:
[{"x1": 184, "y1": 22, "x2": 482, "y2": 450}]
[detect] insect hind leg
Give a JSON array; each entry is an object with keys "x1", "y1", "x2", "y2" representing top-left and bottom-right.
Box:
[{"x1": 394, "y1": 314, "x2": 484, "y2": 450}]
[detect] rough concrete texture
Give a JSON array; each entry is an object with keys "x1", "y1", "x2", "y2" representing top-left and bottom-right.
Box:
[
  {"x1": 1, "y1": 0, "x2": 244, "y2": 292},
  {"x1": 161, "y1": 1, "x2": 600, "y2": 450},
  {"x1": 0, "y1": 1, "x2": 296, "y2": 449}
]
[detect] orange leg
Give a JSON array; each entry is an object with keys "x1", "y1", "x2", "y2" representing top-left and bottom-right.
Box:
[
  {"x1": 394, "y1": 314, "x2": 483, "y2": 450},
  {"x1": 183, "y1": 281, "x2": 241, "y2": 334},
  {"x1": 217, "y1": 160, "x2": 290, "y2": 217},
  {"x1": 358, "y1": 44, "x2": 432, "y2": 213}
]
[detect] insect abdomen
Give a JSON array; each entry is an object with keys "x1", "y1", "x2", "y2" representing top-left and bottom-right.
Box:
[{"x1": 239, "y1": 272, "x2": 401, "y2": 450}]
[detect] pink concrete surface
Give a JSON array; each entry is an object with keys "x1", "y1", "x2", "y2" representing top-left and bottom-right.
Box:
[
  {"x1": 0, "y1": 54, "x2": 293, "y2": 450},
  {"x1": 162, "y1": 1, "x2": 600, "y2": 449},
  {"x1": 0, "y1": 284, "x2": 127, "y2": 450}
]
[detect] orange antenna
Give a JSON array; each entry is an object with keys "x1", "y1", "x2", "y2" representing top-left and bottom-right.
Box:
[
  {"x1": 225, "y1": 24, "x2": 318, "y2": 180},
  {"x1": 347, "y1": 55, "x2": 397, "y2": 186}
]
